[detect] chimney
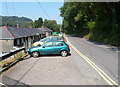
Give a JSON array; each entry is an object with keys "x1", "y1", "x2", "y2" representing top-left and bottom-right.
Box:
[
  {"x1": 17, "y1": 24, "x2": 20, "y2": 28},
  {"x1": 5, "y1": 24, "x2": 9, "y2": 26},
  {"x1": 29, "y1": 25, "x2": 32, "y2": 28}
]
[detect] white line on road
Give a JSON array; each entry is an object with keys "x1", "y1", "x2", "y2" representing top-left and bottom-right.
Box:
[
  {"x1": 0, "y1": 82, "x2": 7, "y2": 86},
  {"x1": 66, "y1": 36, "x2": 119, "y2": 87}
]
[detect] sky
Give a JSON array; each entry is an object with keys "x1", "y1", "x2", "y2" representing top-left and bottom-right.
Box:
[{"x1": 1, "y1": 1, "x2": 64, "y2": 24}]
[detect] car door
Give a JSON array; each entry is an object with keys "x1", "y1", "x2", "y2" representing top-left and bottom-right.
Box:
[
  {"x1": 41, "y1": 42, "x2": 55, "y2": 54},
  {"x1": 53, "y1": 41, "x2": 64, "y2": 54}
]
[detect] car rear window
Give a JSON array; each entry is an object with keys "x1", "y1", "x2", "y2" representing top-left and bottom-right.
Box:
[
  {"x1": 51, "y1": 37, "x2": 58, "y2": 41},
  {"x1": 63, "y1": 42, "x2": 69, "y2": 46},
  {"x1": 51, "y1": 37, "x2": 62, "y2": 41},
  {"x1": 57, "y1": 37, "x2": 62, "y2": 40}
]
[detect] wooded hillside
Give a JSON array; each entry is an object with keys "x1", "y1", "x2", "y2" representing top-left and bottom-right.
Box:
[
  {"x1": 1, "y1": 16, "x2": 33, "y2": 28},
  {"x1": 60, "y1": 2, "x2": 120, "y2": 46}
]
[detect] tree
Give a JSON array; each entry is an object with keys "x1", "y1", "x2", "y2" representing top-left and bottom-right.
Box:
[
  {"x1": 34, "y1": 17, "x2": 43, "y2": 28},
  {"x1": 43, "y1": 19, "x2": 60, "y2": 32},
  {"x1": 60, "y1": 2, "x2": 120, "y2": 46},
  {"x1": 2, "y1": 16, "x2": 33, "y2": 28}
]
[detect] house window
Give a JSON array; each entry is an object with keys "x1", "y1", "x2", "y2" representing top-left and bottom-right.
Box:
[
  {"x1": 14, "y1": 39, "x2": 17, "y2": 46},
  {"x1": 17, "y1": 39, "x2": 20, "y2": 45}
]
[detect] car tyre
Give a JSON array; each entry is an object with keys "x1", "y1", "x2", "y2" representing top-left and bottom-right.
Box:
[
  {"x1": 61, "y1": 50, "x2": 68, "y2": 57},
  {"x1": 32, "y1": 51, "x2": 39, "y2": 58}
]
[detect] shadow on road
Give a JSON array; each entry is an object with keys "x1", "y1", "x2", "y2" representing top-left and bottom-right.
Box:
[
  {"x1": 68, "y1": 35, "x2": 119, "y2": 52},
  {"x1": 88, "y1": 40, "x2": 119, "y2": 51},
  {"x1": 22, "y1": 56, "x2": 31, "y2": 60},
  {"x1": 2, "y1": 76, "x2": 31, "y2": 87},
  {"x1": 25, "y1": 54, "x2": 71, "y2": 59},
  {"x1": 39, "y1": 53, "x2": 71, "y2": 57}
]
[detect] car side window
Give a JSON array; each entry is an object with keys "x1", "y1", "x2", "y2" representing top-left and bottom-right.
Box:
[
  {"x1": 55, "y1": 42, "x2": 63, "y2": 46},
  {"x1": 57, "y1": 37, "x2": 62, "y2": 40},
  {"x1": 51, "y1": 37, "x2": 57, "y2": 41},
  {"x1": 44, "y1": 42, "x2": 53, "y2": 47}
]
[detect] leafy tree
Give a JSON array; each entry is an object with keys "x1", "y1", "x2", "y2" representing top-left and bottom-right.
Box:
[
  {"x1": 29, "y1": 18, "x2": 60, "y2": 32},
  {"x1": 1, "y1": 16, "x2": 33, "y2": 28},
  {"x1": 43, "y1": 19, "x2": 60, "y2": 32},
  {"x1": 60, "y1": 2, "x2": 120, "y2": 46},
  {"x1": 34, "y1": 17, "x2": 43, "y2": 28}
]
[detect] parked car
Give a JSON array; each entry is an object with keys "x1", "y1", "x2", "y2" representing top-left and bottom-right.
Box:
[
  {"x1": 28, "y1": 41, "x2": 70, "y2": 57},
  {"x1": 58, "y1": 33, "x2": 64, "y2": 37},
  {"x1": 32, "y1": 36, "x2": 65, "y2": 47},
  {"x1": 52, "y1": 32, "x2": 59, "y2": 36}
]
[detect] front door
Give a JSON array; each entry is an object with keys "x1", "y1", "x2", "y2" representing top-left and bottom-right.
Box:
[{"x1": 41, "y1": 42, "x2": 54, "y2": 54}]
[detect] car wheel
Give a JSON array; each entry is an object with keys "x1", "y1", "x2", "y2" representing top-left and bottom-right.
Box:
[
  {"x1": 32, "y1": 51, "x2": 39, "y2": 58},
  {"x1": 61, "y1": 50, "x2": 68, "y2": 57}
]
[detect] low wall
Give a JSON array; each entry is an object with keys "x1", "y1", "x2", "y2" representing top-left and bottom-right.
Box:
[{"x1": 0, "y1": 40, "x2": 14, "y2": 53}]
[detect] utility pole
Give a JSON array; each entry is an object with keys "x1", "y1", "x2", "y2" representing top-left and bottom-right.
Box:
[
  {"x1": 60, "y1": 16, "x2": 63, "y2": 33},
  {"x1": 60, "y1": 24, "x2": 62, "y2": 33}
]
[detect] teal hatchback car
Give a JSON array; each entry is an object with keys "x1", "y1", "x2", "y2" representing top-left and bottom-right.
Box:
[{"x1": 28, "y1": 41, "x2": 70, "y2": 57}]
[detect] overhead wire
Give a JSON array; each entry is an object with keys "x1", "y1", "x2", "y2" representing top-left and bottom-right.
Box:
[
  {"x1": 11, "y1": 0, "x2": 19, "y2": 27},
  {"x1": 36, "y1": 0, "x2": 51, "y2": 20},
  {"x1": 33, "y1": 1, "x2": 46, "y2": 19},
  {"x1": 11, "y1": 0, "x2": 16, "y2": 16},
  {"x1": 4, "y1": 0, "x2": 9, "y2": 16}
]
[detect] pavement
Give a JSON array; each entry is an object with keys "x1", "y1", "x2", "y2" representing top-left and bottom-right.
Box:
[{"x1": 1, "y1": 35, "x2": 119, "y2": 86}]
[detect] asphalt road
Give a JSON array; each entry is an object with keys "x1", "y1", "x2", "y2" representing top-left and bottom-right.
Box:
[
  {"x1": 2, "y1": 35, "x2": 118, "y2": 86},
  {"x1": 66, "y1": 35, "x2": 118, "y2": 83}
]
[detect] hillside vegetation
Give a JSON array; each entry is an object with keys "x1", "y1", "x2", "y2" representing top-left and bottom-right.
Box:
[
  {"x1": 28, "y1": 18, "x2": 60, "y2": 32},
  {"x1": 1, "y1": 16, "x2": 60, "y2": 32},
  {"x1": 1, "y1": 16, "x2": 33, "y2": 28},
  {"x1": 60, "y1": 2, "x2": 120, "y2": 47}
]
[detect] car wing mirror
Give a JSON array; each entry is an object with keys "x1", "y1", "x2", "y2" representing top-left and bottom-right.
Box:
[{"x1": 42, "y1": 46, "x2": 45, "y2": 48}]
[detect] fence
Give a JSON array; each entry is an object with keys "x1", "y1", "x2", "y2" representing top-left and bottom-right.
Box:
[{"x1": 0, "y1": 47, "x2": 27, "y2": 74}]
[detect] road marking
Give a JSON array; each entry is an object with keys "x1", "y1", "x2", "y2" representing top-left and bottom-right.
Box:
[
  {"x1": 0, "y1": 82, "x2": 6, "y2": 86},
  {"x1": 66, "y1": 36, "x2": 119, "y2": 86}
]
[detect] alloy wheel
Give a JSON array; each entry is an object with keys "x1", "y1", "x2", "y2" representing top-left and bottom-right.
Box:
[
  {"x1": 61, "y1": 50, "x2": 68, "y2": 57},
  {"x1": 32, "y1": 51, "x2": 39, "y2": 58}
]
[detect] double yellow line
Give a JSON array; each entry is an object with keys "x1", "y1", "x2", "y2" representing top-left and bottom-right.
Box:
[{"x1": 66, "y1": 36, "x2": 119, "y2": 86}]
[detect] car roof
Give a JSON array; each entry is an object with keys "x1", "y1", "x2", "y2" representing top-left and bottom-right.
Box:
[
  {"x1": 44, "y1": 36, "x2": 59, "y2": 38},
  {"x1": 50, "y1": 35, "x2": 61, "y2": 37},
  {"x1": 46, "y1": 40, "x2": 63, "y2": 43}
]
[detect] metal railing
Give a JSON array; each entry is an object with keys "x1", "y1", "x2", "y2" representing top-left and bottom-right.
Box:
[
  {"x1": 0, "y1": 47, "x2": 27, "y2": 74},
  {"x1": 1, "y1": 48, "x2": 25, "y2": 60}
]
